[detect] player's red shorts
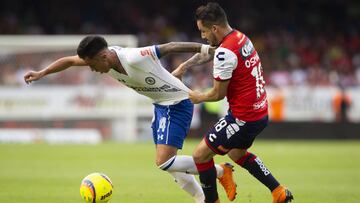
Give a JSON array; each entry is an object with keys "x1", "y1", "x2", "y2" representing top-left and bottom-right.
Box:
[{"x1": 204, "y1": 112, "x2": 268, "y2": 155}]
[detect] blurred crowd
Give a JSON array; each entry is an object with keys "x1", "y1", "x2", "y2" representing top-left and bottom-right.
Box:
[{"x1": 0, "y1": 0, "x2": 359, "y2": 88}]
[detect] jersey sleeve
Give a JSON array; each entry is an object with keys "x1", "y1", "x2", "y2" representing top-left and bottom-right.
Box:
[
  {"x1": 213, "y1": 47, "x2": 238, "y2": 81},
  {"x1": 126, "y1": 46, "x2": 160, "y2": 63}
]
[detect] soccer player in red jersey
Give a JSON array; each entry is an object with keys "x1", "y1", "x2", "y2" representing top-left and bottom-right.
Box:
[{"x1": 174, "y1": 3, "x2": 294, "y2": 203}]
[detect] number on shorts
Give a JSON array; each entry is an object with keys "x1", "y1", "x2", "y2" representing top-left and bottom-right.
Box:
[
  {"x1": 158, "y1": 117, "x2": 167, "y2": 132},
  {"x1": 215, "y1": 117, "x2": 227, "y2": 132}
]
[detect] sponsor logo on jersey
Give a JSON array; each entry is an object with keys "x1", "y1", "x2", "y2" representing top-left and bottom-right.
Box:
[
  {"x1": 240, "y1": 39, "x2": 254, "y2": 59},
  {"x1": 216, "y1": 51, "x2": 225, "y2": 61},
  {"x1": 127, "y1": 84, "x2": 181, "y2": 92},
  {"x1": 145, "y1": 77, "x2": 156, "y2": 85},
  {"x1": 140, "y1": 48, "x2": 156, "y2": 60},
  {"x1": 253, "y1": 96, "x2": 267, "y2": 110},
  {"x1": 245, "y1": 53, "x2": 260, "y2": 68}
]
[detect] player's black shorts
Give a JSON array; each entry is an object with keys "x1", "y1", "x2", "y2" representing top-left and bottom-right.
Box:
[{"x1": 204, "y1": 112, "x2": 268, "y2": 155}]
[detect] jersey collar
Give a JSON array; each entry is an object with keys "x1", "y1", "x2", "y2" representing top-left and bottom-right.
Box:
[{"x1": 219, "y1": 29, "x2": 236, "y2": 45}]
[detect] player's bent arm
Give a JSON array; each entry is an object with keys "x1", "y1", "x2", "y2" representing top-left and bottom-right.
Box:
[
  {"x1": 158, "y1": 42, "x2": 213, "y2": 57},
  {"x1": 181, "y1": 53, "x2": 214, "y2": 68},
  {"x1": 189, "y1": 80, "x2": 229, "y2": 104},
  {"x1": 171, "y1": 53, "x2": 213, "y2": 79}
]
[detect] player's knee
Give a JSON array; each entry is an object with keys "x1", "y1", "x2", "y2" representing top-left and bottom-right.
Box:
[
  {"x1": 193, "y1": 143, "x2": 215, "y2": 163},
  {"x1": 155, "y1": 157, "x2": 165, "y2": 167},
  {"x1": 192, "y1": 150, "x2": 206, "y2": 163},
  {"x1": 157, "y1": 155, "x2": 176, "y2": 171},
  {"x1": 228, "y1": 148, "x2": 247, "y2": 162}
]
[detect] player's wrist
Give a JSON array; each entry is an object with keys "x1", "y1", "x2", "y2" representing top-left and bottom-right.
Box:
[
  {"x1": 200, "y1": 44, "x2": 210, "y2": 55},
  {"x1": 40, "y1": 69, "x2": 47, "y2": 76}
]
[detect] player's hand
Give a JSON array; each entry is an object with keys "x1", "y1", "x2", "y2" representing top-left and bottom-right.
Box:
[
  {"x1": 24, "y1": 71, "x2": 43, "y2": 84},
  {"x1": 189, "y1": 90, "x2": 203, "y2": 104},
  {"x1": 171, "y1": 63, "x2": 187, "y2": 80}
]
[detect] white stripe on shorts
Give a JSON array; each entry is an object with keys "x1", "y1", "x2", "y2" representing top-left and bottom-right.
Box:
[{"x1": 166, "y1": 106, "x2": 171, "y2": 144}]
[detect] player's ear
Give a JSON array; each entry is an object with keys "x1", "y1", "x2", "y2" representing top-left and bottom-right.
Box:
[{"x1": 211, "y1": 25, "x2": 218, "y2": 33}]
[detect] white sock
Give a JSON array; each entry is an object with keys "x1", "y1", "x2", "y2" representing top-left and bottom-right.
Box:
[
  {"x1": 169, "y1": 172, "x2": 204, "y2": 203},
  {"x1": 160, "y1": 155, "x2": 224, "y2": 177}
]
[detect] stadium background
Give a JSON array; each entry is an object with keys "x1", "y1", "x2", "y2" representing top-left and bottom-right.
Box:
[
  {"x1": 0, "y1": 1, "x2": 359, "y2": 203},
  {"x1": 1, "y1": 0, "x2": 360, "y2": 140}
]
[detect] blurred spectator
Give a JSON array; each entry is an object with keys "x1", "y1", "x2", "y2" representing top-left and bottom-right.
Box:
[
  {"x1": 0, "y1": 0, "x2": 359, "y2": 88},
  {"x1": 333, "y1": 86, "x2": 352, "y2": 122}
]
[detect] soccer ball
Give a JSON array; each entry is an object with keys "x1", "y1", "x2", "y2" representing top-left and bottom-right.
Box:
[{"x1": 80, "y1": 173, "x2": 114, "y2": 203}]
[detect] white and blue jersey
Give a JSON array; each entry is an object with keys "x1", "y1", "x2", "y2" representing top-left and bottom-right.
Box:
[
  {"x1": 107, "y1": 45, "x2": 193, "y2": 148},
  {"x1": 108, "y1": 45, "x2": 190, "y2": 105}
]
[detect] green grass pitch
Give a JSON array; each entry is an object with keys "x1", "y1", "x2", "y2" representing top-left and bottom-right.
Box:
[{"x1": 0, "y1": 139, "x2": 359, "y2": 203}]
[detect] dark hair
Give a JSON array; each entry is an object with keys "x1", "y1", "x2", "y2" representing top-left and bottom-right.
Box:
[
  {"x1": 77, "y1": 35, "x2": 108, "y2": 59},
  {"x1": 195, "y1": 2, "x2": 228, "y2": 27}
]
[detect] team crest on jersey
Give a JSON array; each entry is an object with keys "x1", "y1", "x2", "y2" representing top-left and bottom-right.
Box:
[
  {"x1": 145, "y1": 77, "x2": 156, "y2": 85},
  {"x1": 240, "y1": 39, "x2": 254, "y2": 59}
]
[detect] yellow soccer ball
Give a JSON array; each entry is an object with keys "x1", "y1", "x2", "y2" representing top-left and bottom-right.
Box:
[{"x1": 80, "y1": 173, "x2": 113, "y2": 203}]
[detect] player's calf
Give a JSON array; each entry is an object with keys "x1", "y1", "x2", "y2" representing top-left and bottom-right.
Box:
[
  {"x1": 235, "y1": 152, "x2": 280, "y2": 191},
  {"x1": 195, "y1": 159, "x2": 219, "y2": 203}
]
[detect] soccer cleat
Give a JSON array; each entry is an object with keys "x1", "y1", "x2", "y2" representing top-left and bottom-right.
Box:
[
  {"x1": 272, "y1": 185, "x2": 294, "y2": 203},
  {"x1": 218, "y1": 163, "x2": 237, "y2": 201}
]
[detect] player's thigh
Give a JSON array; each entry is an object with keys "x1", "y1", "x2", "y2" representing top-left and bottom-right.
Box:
[
  {"x1": 203, "y1": 114, "x2": 268, "y2": 155},
  {"x1": 202, "y1": 114, "x2": 239, "y2": 155},
  {"x1": 193, "y1": 139, "x2": 217, "y2": 163}
]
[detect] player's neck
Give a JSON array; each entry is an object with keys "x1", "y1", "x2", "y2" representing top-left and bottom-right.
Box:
[
  {"x1": 109, "y1": 50, "x2": 128, "y2": 75},
  {"x1": 221, "y1": 25, "x2": 233, "y2": 38},
  {"x1": 217, "y1": 25, "x2": 233, "y2": 44}
]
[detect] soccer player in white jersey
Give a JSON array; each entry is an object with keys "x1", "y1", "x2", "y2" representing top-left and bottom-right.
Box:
[{"x1": 23, "y1": 35, "x2": 236, "y2": 203}]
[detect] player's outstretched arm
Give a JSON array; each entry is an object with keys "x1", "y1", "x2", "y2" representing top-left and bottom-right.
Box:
[{"x1": 24, "y1": 55, "x2": 87, "y2": 84}]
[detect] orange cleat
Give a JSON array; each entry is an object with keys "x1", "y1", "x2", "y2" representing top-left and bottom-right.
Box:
[
  {"x1": 218, "y1": 163, "x2": 237, "y2": 201},
  {"x1": 272, "y1": 185, "x2": 294, "y2": 203}
]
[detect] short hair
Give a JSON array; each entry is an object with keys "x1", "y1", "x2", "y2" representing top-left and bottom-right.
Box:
[
  {"x1": 77, "y1": 35, "x2": 108, "y2": 59},
  {"x1": 195, "y1": 2, "x2": 228, "y2": 27}
]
